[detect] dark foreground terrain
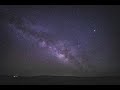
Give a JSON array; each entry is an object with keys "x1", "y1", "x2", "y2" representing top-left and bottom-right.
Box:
[{"x1": 0, "y1": 75, "x2": 120, "y2": 85}]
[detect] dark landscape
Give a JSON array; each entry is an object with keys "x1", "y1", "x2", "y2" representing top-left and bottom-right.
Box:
[{"x1": 0, "y1": 75, "x2": 120, "y2": 85}]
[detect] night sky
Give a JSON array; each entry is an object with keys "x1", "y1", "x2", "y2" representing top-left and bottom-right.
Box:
[{"x1": 0, "y1": 5, "x2": 119, "y2": 77}]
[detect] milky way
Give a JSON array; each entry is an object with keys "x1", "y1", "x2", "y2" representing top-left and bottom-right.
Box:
[
  {"x1": 0, "y1": 5, "x2": 119, "y2": 76},
  {"x1": 8, "y1": 13, "x2": 86, "y2": 71}
]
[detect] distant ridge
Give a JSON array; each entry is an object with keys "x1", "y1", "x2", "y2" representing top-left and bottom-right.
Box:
[{"x1": 0, "y1": 75, "x2": 120, "y2": 85}]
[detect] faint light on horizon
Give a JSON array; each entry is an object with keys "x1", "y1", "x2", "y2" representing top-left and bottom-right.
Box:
[{"x1": 13, "y1": 75, "x2": 18, "y2": 78}]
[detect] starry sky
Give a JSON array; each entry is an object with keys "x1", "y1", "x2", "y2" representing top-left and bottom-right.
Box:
[{"x1": 0, "y1": 5, "x2": 119, "y2": 77}]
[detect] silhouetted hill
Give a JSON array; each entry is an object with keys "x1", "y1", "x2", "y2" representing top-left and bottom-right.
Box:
[{"x1": 0, "y1": 75, "x2": 120, "y2": 85}]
